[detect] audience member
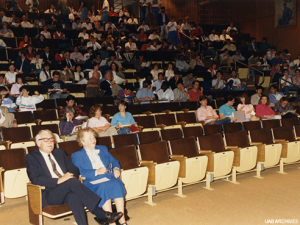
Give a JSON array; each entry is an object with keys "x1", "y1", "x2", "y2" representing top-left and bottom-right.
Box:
[
  {"x1": 16, "y1": 86, "x2": 44, "y2": 111},
  {"x1": 173, "y1": 82, "x2": 190, "y2": 102},
  {"x1": 45, "y1": 71, "x2": 68, "y2": 99},
  {"x1": 188, "y1": 80, "x2": 203, "y2": 101},
  {"x1": 268, "y1": 85, "x2": 284, "y2": 107},
  {"x1": 256, "y1": 95, "x2": 276, "y2": 119},
  {"x1": 218, "y1": 95, "x2": 237, "y2": 122},
  {"x1": 273, "y1": 97, "x2": 296, "y2": 119}
]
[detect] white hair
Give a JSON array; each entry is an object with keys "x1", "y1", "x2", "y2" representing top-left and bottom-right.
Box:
[{"x1": 35, "y1": 129, "x2": 53, "y2": 145}]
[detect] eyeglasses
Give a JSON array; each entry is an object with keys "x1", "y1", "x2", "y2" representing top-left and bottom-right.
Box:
[
  {"x1": 39, "y1": 137, "x2": 55, "y2": 143},
  {"x1": 106, "y1": 163, "x2": 113, "y2": 174}
]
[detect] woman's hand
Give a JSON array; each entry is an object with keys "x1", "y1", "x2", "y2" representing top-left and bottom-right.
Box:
[
  {"x1": 114, "y1": 168, "x2": 121, "y2": 178},
  {"x1": 118, "y1": 123, "x2": 123, "y2": 128},
  {"x1": 96, "y1": 167, "x2": 107, "y2": 175},
  {"x1": 134, "y1": 123, "x2": 138, "y2": 127}
]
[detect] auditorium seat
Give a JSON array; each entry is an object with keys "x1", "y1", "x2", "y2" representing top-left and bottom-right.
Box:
[
  {"x1": 0, "y1": 148, "x2": 29, "y2": 204},
  {"x1": 242, "y1": 120, "x2": 261, "y2": 131},
  {"x1": 248, "y1": 128, "x2": 283, "y2": 172},
  {"x1": 223, "y1": 122, "x2": 243, "y2": 133},
  {"x1": 143, "y1": 103, "x2": 162, "y2": 114},
  {"x1": 13, "y1": 111, "x2": 36, "y2": 128},
  {"x1": 2, "y1": 127, "x2": 32, "y2": 149},
  {"x1": 137, "y1": 130, "x2": 160, "y2": 144},
  {"x1": 262, "y1": 119, "x2": 281, "y2": 128},
  {"x1": 168, "y1": 137, "x2": 208, "y2": 192},
  {"x1": 176, "y1": 112, "x2": 198, "y2": 125},
  {"x1": 281, "y1": 117, "x2": 299, "y2": 127},
  {"x1": 95, "y1": 96, "x2": 115, "y2": 105},
  {"x1": 161, "y1": 102, "x2": 181, "y2": 112},
  {"x1": 203, "y1": 124, "x2": 222, "y2": 135},
  {"x1": 133, "y1": 115, "x2": 162, "y2": 131},
  {"x1": 31, "y1": 124, "x2": 60, "y2": 138},
  {"x1": 56, "y1": 98, "x2": 67, "y2": 107},
  {"x1": 127, "y1": 104, "x2": 143, "y2": 115},
  {"x1": 113, "y1": 133, "x2": 137, "y2": 148},
  {"x1": 36, "y1": 99, "x2": 56, "y2": 110},
  {"x1": 160, "y1": 128, "x2": 182, "y2": 141},
  {"x1": 58, "y1": 141, "x2": 82, "y2": 159},
  {"x1": 155, "y1": 113, "x2": 184, "y2": 129},
  {"x1": 223, "y1": 130, "x2": 258, "y2": 175},
  {"x1": 182, "y1": 126, "x2": 204, "y2": 139},
  {"x1": 96, "y1": 136, "x2": 112, "y2": 149},
  {"x1": 76, "y1": 97, "x2": 95, "y2": 107},
  {"x1": 137, "y1": 141, "x2": 180, "y2": 205},
  {"x1": 180, "y1": 101, "x2": 198, "y2": 111},
  {"x1": 102, "y1": 105, "x2": 119, "y2": 118},
  {"x1": 197, "y1": 133, "x2": 235, "y2": 186},
  {"x1": 109, "y1": 145, "x2": 148, "y2": 200}
]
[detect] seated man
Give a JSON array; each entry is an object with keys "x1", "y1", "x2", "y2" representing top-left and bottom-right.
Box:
[
  {"x1": 61, "y1": 52, "x2": 76, "y2": 72},
  {"x1": 14, "y1": 50, "x2": 31, "y2": 74},
  {"x1": 211, "y1": 70, "x2": 233, "y2": 91},
  {"x1": 25, "y1": 130, "x2": 122, "y2": 225},
  {"x1": 100, "y1": 71, "x2": 122, "y2": 97},
  {"x1": 116, "y1": 84, "x2": 138, "y2": 104},
  {"x1": 157, "y1": 81, "x2": 174, "y2": 102},
  {"x1": 218, "y1": 95, "x2": 237, "y2": 122},
  {"x1": 220, "y1": 39, "x2": 236, "y2": 52},
  {"x1": 231, "y1": 50, "x2": 245, "y2": 63},
  {"x1": 136, "y1": 80, "x2": 155, "y2": 104},
  {"x1": 58, "y1": 95, "x2": 87, "y2": 118},
  {"x1": 173, "y1": 82, "x2": 190, "y2": 102},
  {"x1": 268, "y1": 84, "x2": 284, "y2": 107},
  {"x1": 251, "y1": 86, "x2": 264, "y2": 106},
  {"x1": 175, "y1": 55, "x2": 189, "y2": 72},
  {"x1": 44, "y1": 71, "x2": 69, "y2": 99},
  {"x1": 182, "y1": 73, "x2": 195, "y2": 90}
]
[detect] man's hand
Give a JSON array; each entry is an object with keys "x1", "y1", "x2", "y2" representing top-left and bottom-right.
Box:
[
  {"x1": 96, "y1": 167, "x2": 107, "y2": 175},
  {"x1": 114, "y1": 168, "x2": 120, "y2": 178},
  {"x1": 230, "y1": 117, "x2": 237, "y2": 122},
  {"x1": 34, "y1": 91, "x2": 39, "y2": 95},
  {"x1": 57, "y1": 172, "x2": 74, "y2": 184}
]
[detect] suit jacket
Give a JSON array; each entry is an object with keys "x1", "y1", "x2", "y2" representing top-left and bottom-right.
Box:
[
  {"x1": 100, "y1": 80, "x2": 112, "y2": 96},
  {"x1": 41, "y1": 52, "x2": 54, "y2": 63},
  {"x1": 26, "y1": 148, "x2": 80, "y2": 207},
  {"x1": 247, "y1": 43, "x2": 258, "y2": 51},
  {"x1": 71, "y1": 145, "x2": 121, "y2": 188},
  {"x1": 14, "y1": 57, "x2": 31, "y2": 74},
  {"x1": 61, "y1": 58, "x2": 76, "y2": 69},
  {"x1": 158, "y1": 13, "x2": 169, "y2": 26}
]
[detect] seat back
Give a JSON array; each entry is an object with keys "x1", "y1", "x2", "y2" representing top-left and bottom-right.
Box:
[
  {"x1": 59, "y1": 141, "x2": 82, "y2": 158},
  {"x1": 42, "y1": 109, "x2": 58, "y2": 121},
  {"x1": 203, "y1": 124, "x2": 222, "y2": 135},
  {"x1": 182, "y1": 126, "x2": 203, "y2": 138},
  {"x1": 176, "y1": 112, "x2": 197, "y2": 124},
  {"x1": 0, "y1": 148, "x2": 26, "y2": 170},
  {"x1": 76, "y1": 97, "x2": 95, "y2": 106},
  {"x1": 143, "y1": 103, "x2": 162, "y2": 113},
  {"x1": 113, "y1": 133, "x2": 137, "y2": 148},
  {"x1": 223, "y1": 123, "x2": 243, "y2": 133},
  {"x1": 262, "y1": 119, "x2": 281, "y2": 128},
  {"x1": 242, "y1": 121, "x2": 261, "y2": 131},
  {"x1": 294, "y1": 125, "x2": 300, "y2": 137},
  {"x1": 102, "y1": 105, "x2": 119, "y2": 117},
  {"x1": 138, "y1": 141, "x2": 170, "y2": 164},
  {"x1": 272, "y1": 127, "x2": 295, "y2": 142},
  {"x1": 56, "y1": 98, "x2": 67, "y2": 107},
  {"x1": 248, "y1": 128, "x2": 273, "y2": 145},
  {"x1": 96, "y1": 136, "x2": 112, "y2": 149},
  {"x1": 180, "y1": 101, "x2": 198, "y2": 110},
  {"x1": 27, "y1": 146, "x2": 37, "y2": 154},
  {"x1": 109, "y1": 145, "x2": 139, "y2": 170},
  {"x1": 31, "y1": 124, "x2": 60, "y2": 138},
  {"x1": 198, "y1": 133, "x2": 225, "y2": 153},
  {"x1": 127, "y1": 104, "x2": 143, "y2": 115},
  {"x1": 155, "y1": 114, "x2": 177, "y2": 126},
  {"x1": 161, "y1": 128, "x2": 182, "y2": 141},
  {"x1": 137, "y1": 131, "x2": 160, "y2": 144},
  {"x1": 13, "y1": 111, "x2": 34, "y2": 124},
  {"x1": 134, "y1": 115, "x2": 156, "y2": 128},
  {"x1": 224, "y1": 130, "x2": 250, "y2": 148},
  {"x1": 162, "y1": 102, "x2": 181, "y2": 112},
  {"x1": 2, "y1": 127, "x2": 31, "y2": 143},
  {"x1": 36, "y1": 99, "x2": 56, "y2": 109},
  {"x1": 168, "y1": 137, "x2": 199, "y2": 158},
  {"x1": 281, "y1": 117, "x2": 299, "y2": 127}
]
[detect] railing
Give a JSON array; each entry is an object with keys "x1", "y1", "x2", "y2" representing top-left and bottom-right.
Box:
[
  {"x1": 235, "y1": 60, "x2": 265, "y2": 84},
  {"x1": 279, "y1": 77, "x2": 300, "y2": 90}
]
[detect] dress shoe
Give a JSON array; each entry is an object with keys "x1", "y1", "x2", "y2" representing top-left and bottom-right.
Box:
[{"x1": 94, "y1": 212, "x2": 123, "y2": 224}]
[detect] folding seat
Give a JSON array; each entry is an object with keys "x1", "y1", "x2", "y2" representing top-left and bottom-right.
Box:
[
  {"x1": 39, "y1": 109, "x2": 60, "y2": 128},
  {"x1": 58, "y1": 141, "x2": 82, "y2": 159},
  {"x1": 36, "y1": 99, "x2": 56, "y2": 109},
  {"x1": 182, "y1": 126, "x2": 204, "y2": 139},
  {"x1": 143, "y1": 103, "x2": 162, "y2": 114},
  {"x1": 161, "y1": 102, "x2": 181, "y2": 112},
  {"x1": 248, "y1": 128, "x2": 283, "y2": 172},
  {"x1": 294, "y1": 125, "x2": 300, "y2": 138},
  {"x1": 168, "y1": 137, "x2": 208, "y2": 193},
  {"x1": 95, "y1": 96, "x2": 115, "y2": 105},
  {"x1": 109, "y1": 145, "x2": 148, "y2": 200},
  {"x1": 155, "y1": 113, "x2": 184, "y2": 129},
  {"x1": 13, "y1": 111, "x2": 35, "y2": 126},
  {"x1": 0, "y1": 148, "x2": 29, "y2": 204},
  {"x1": 176, "y1": 112, "x2": 200, "y2": 127},
  {"x1": 223, "y1": 122, "x2": 243, "y2": 133},
  {"x1": 56, "y1": 98, "x2": 67, "y2": 107},
  {"x1": 180, "y1": 101, "x2": 199, "y2": 111},
  {"x1": 197, "y1": 134, "x2": 235, "y2": 187},
  {"x1": 31, "y1": 124, "x2": 60, "y2": 138},
  {"x1": 127, "y1": 104, "x2": 143, "y2": 115},
  {"x1": 281, "y1": 117, "x2": 299, "y2": 127},
  {"x1": 26, "y1": 85, "x2": 46, "y2": 95},
  {"x1": 113, "y1": 133, "x2": 137, "y2": 148},
  {"x1": 7, "y1": 48, "x2": 19, "y2": 62},
  {"x1": 262, "y1": 119, "x2": 281, "y2": 128},
  {"x1": 2, "y1": 127, "x2": 32, "y2": 149},
  {"x1": 76, "y1": 97, "x2": 95, "y2": 107},
  {"x1": 223, "y1": 130, "x2": 258, "y2": 175},
  {"x1": 242, "y1": 120, "x2": 261, "y2": 131},
  {"x1": 160, "y1": 128, "x2": 182, "y2": 141},
  {"x1": 203, "y1": 124, "x2": 222, "y2": 135},
  {"x1": 96, "y1": 136, "x2": 112, "y2": 149},
  {"x1": 216, "y1": 98, "x2": 226, "y2": 108},
  {"x1": 133, "y1": 115, "x2": 162, "y2": 131},
  {"x1": 272, "y1": 126, "x2": 300, "y2": 166},
  {"x1": 137, "y1": 141, "x2": 180, "y2": 205},
  {"x1": 137, "y1": 130, "x2": 160, "y2": 144},
  {"x1": 2, "y1": 37, "x2": 16, "y2": 48},
  {"x1": 102, "y1": 105, "x2": 119, "y2": 118}
]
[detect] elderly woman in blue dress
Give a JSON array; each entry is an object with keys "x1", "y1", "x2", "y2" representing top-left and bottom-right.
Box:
[
  {"x1": 71, "y1": 128, "x2": 127, "y2": 225},
  {"x1": 111, "y1": 100, "x2": 139, "y2": 134}
]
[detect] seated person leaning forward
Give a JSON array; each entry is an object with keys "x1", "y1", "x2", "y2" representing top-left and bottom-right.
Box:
[
  {"x1": 59, "y1": 106, "x2": 81, "y2": 140},
  {"x1": 136, "y1": 80, "x2": 155, "y2": 103},
  {"x1": 273, "y1": 96, "x2": 297, "y2": 119},
  {"x1": 25, "y1": 129, "x2": 122, "y2": 225},
  {"x1": 218, "y1": 95, "x2": 237, "y2": 122},
  {"x1": 196, "y1": 95, "x2": 231, "y2": 125},
  {"x1": 88, "y1": 104, "x2": 118, "y2": 137},
  {"x1": 71, "y1": 128, "x2": 127, "y2": 225}
]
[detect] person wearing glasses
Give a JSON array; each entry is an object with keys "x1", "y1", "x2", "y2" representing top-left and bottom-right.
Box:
[
  {"x1": 71, "y1": 128, "x2": 127, "y2": 225},
  {"x1": 26, "y1": 129, "x2": 123, "y2": 225}
]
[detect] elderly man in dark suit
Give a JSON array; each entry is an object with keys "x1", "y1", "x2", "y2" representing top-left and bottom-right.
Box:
[{"x1": 25, "y1": 129, "x2": 122, "y2": 225}]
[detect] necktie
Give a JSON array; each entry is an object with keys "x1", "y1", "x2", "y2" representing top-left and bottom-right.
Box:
[
  {"x1": 48, "y1": 154, "x2": 62, "y2": 178},
  {"x1": 68, "y1": 60, "x2": 71, "y2": 67}
]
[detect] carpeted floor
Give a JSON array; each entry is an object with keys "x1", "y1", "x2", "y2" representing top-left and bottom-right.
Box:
[{"x1": 1, "y1": 164, "x2": 300, "y2": 225}]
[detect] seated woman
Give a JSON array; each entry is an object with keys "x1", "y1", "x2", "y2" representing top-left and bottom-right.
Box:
[
  {"x1": 273, "y1": 96, "x2": 297, "y2": 119},
  {"x1": 71, "y1": 128, "x2": 127, "y2": 225},
  {"x1": 88, "y1": 104, "x2": 118, "y2": 137},
  {"x1": 111, "y1": 101, "x2": 138, "y2": 134},
  {"x1": 16, "y1": 86, "x2": 44, "y2": 112},
  {"x1": 196, "y1": 95, "x2": 231, "y2": 125},
  {"x1": 11, "y1": 75, "x2": 26, "y2": 98},
  {"x1": 39, "y1": 63, "x2": 52, "y2": 85},
  {"x1": 255, "y1": 95, "x2": 277, "y2": 119},
  {"x1": 59, "y1": 106, "x2": 81, "y2": 140},
  {"x1": 0, "y1": 86, "x2": 17, "y2": 112},
  {"x1": 237, "y1": 93, "x2": 255, "y2": 120}
]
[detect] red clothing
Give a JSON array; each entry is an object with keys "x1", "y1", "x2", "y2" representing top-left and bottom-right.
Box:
[
  {"x1": 138, "y1": 33, "x2": 147, "y2": 40},
  {"x1": 255, "y1": 103, "x2": 275, "y2": 119},
  {"x1": 192, "y1": 28, "x2": 204, "y2": 37},
  {"x1": 55, "y1": 53, "x2": 65, "y2": 64},
  {"x1": 26, "y1": 52, "x2": 35, "y2": 61},
  {"x1": 19, "y1": 41, "x2": 32, "y2": 49},
  {"x1": 109, "y1": 11, "x2": 119, "y2": 17},
  {"x1": 188, "y1": 89, "x2": 202, "y2": 101},
  {"x1": 53, "y1": 32, "x2": 65, "y2": 39}
]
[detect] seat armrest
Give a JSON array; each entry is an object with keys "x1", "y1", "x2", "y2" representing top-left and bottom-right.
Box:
[
  {"x1": 34, "y1": 119, "x2": 42, "y2": 125},
  {"x1": 27, "y1": 183, "x2": 45, "y2": 215},
  {"x1": 137, "y1": 125, "x2": 143, "y2": 132},
  {"x1": 142, "y1": 111, "x2": 151, "y2": 116},
  {"x1": 162, "y1": 110, "x2": 170, "y2": 114},
  {"x1": 295, "y1": 137, "x2": 300, "y2": 140},
  {"x1": 225, "y1": 146, "x2": 239, "y2": 149},
  {"x1": 103, "y1": 114, "x2": 110, "y2": 121},
  {"x1": 198, "y1": 150, "x2": 214, "y2": 172},
  {"x1": 181, "y1": 108, "x2": 189, "y2": 113},
  {"x1": 0, "y1": 167, "x2": 4, "y2": 193},
  {"x1": 250, "y1": 142, "x2": 263, "y2": 145},
  {"x1": 140, "y1": 161, "x2": 156, "y2": 185},
  {"x1": 156, "y1": 124, "x2": 165, "y2": 130},
  {"x1": 170, "y1": 155, "x2": 186, "y2": 178},
  {"x1": 2, "y1": 140, "x2": 11, "y2": 149},
  {"x1": 176, "y1": 121, "x2": 186, "y2": 127},
  {"x1": 273, "y1": 139, "x2": 287, "y2": 143}
]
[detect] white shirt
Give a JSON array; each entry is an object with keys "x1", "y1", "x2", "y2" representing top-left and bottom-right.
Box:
[
  {"x1": 226, "y1": 26, "x2": 238, "y2": 33},
  {"x1": 127, "y1": 18, "x2": 138, "y2": 24},
  {"x1": 209, "y1": 34, "x2": 220, "y2": 42},
  {"x1": 39, "y1": 70, "x2": 52, "y2": 82},
  {"x1": 21, "y1": 21, "x2": 34, "y2": 28},
  {"x1": 157, "y1": 89, "x2": 174, "y2": 102},
  {"x1": 140, "y1": 0, "x2": 150, "y2": 6},
  {"x1": 220, "y1": 34, "x2": 232, "y2": 41},
  {"x1": 137, "y1": 25, "x2": 150, "y2": 32},
  {"x1": 105, "y1": 23, "x2": 116, "y2": 31},
  {"x1": 84, "y1": 53, "x2": 92, "y2": 61},
  {"x1": 78, "y1": 32, "x2": 89, "y2": 40},
  {"x1": 102, "y1": 0, "x2": 109, "y2": 12},
  {"x1": 281, "y1": 77, "x2": 292, "y2": 86},
  {"x1": 87, "y1": 41, "x2": 101, "y2": 51},
  {"x1": 5, "y1": 71, "x2": 17, "y2": 83},
  {"x1": 82, "y1": 23, "x2": 93, "y2": 30},
  {"x1": 165, "y1": 70, "x2": 174, "y2": 81},
  {"x1": 227, "y1": 78, "x2": 241, "y2": 87},
  {"x1": 167, "y1": 22, "x2": 177, "y2": 32},
  {"x1": 125, "y1": 42, "x2": 137, "y2": 51},
  {"x1": 85, "y1": 149, "x2": 105, "y2": 170},
  {"x1": 40, "y1": 31, "x2": 51, "y2": 39},
  {"x1": 139, "y1": 78, "x2": 154, "y2": 89},
  {"x1": 151, "y1": 0, "x2": 161, "y2": 7},
  {"x1": 39, "y1": 150, "x2": 64, "y2": 179},
  {"x1": 112, "y1": 71, "x2": 125, "y2": 85},
  {"x1": 148, "y1": 34, "x2": 161, "y2": 41},
  {"x1": 0, "y1": 39, "x2": 7, "y2": 48}
]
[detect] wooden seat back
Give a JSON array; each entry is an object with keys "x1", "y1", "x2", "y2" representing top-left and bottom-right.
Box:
[
  {"x1": 272, "y1": 127, "x2": 296, "y2": 142},
  {"x1": 176, "y1": 112, "x2": 197, "y2": 124},
  {"x1": 182, "y1": 126, "x2": 203, "y2": 138},
  {"x1": 262, "y1": 119, "x2": 281, "y2": 129},
  {"x1": 155, "y1": 114, "x2": 177, "y2": 126},
  {"x1": 242, "y1": 121, "x2": 261, "y2": 131},
  {"x1": 2, "y1": 127, "x2": 31, "y2": 143},
  {"x1": 113, "y1": 133, "x2": 137, "y2": 148},
  {"x1": 138, "y1": 131, "x2": 160, "y2": 144},
  {"x1": 198, "y1": 133, "x2": 225, "y2": 153},
  {"x1": 203, "y1": 124, "x2": 222, "y2": 135},
  {"x1": 248, "y1": 128, "x2": 273, "y2": 145},
  {"x1": 224, "y1": 130, "x2": 250, "y2": 148},
  {"x1": 223, "y1": 122, "x2": 243, "y2": 133},
  {"x1": 169, "y1": 137, "x2": 199, "y2": 158},
  {"x1": 96, "y1": 136, "x2": 112, "y2": 149},
  {"x1": 138, "y1": 141, "x2": 170, "y2": 164},
  {"x1": 161, "y1": 128, "x2": 182, "y2": 141},
  {"x1": 109, "y1": 145, "x2": 139, "y2": 170},
  {"x1": 281, "y1": 117, "x2": 299, "y2": 127}
]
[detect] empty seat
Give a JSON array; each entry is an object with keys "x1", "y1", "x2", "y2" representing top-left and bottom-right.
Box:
[
  {"x1": 182, "y1": 126, "x2": 203, "y2": 138},
  {"x1": 137, "y1": 131, "x2": 160, "y2": 144},
  {"x1": 96, "y1": 136, "x2": 112, "y2": 149},
  {"x1": 56, "y1": 98, "x2": 67, "y2": 107},
  {"x1": 13, "y1": 111, "x2": 34, "y2": 124},
  {"x1": 143, "y1": 103, "x2": 162, "y2": 113},
  {"x1": 223, "y1": 123, "x2": 243, "y2": 133},
  {"x1": 138, "y1": 141, "x2": 180, "y2": 205},
  {"x1": 58, "y1": 141, "x2": 82, "y2": 159},
  {"x1": 242, "y1": 121, "x2": 261, "y2": 131},
  {"x1": 36, "y1": 99, "x2": 56, "y2": 109},
  {"x1": 160, "y1": 128, "x2": 182, "y2": 141},
  {"x1": 155, "y1": 114, "x2": 183, "y2": 129},
  {"x1": 2, "y1": 127, "x2": 32, "y2": 148},
  {"x1": 294, "y1": 125, "x2": 300, "y2": 138},
  {"x1": 203, "y1": 124, "x2": 222, "y2": 135},
  {"x1": 31, "y1": 124, "x2": 60, "y2": 138},
  {"x1": 127, "y1": 104, "x2": 143, "y2": 115},
  {"x1": 95, "y1": 96, "x2": 115, "y2": 105},
  {"x1": 102, "y1": 105, "x2": 119, "y2": 117},
  {"x1": 76, "y1": 97, "x2": 95, "y2": 106},
  {"x1": 113, "y1": 133, "x2": 137, "y2": 148},
  {"x1": 180, "y1": 101, "x2": 198, "y2": 111},
  {"x1": 176, "y1": 112, "x2": 198, "y2": 124},
  {"x1": 224, "y1": 131, "x2": 258, "y2": 174},
  {"x1": 262, "y1": 119, "x2": 281, "y2": 128},
  {"x1": 281, "y1": 117, "x2": 299, "y2": 127},
  {"x1": 133, "y1": 115, "x2": 160, "y2": 131},
  {"x1": 109, "y1": 145, "x2": 148, "y2": 200},
  {"x1": 41, "y1": 109, "x2": 58, "y2": 121},
  {"x1": 162, "y1": 102, "x2": 181, "y2": 112},
  {"x1": 0, "y1": 148, "x2": 29, "y2": 203}
]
